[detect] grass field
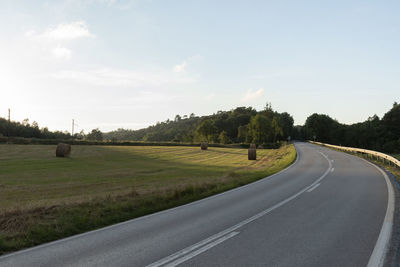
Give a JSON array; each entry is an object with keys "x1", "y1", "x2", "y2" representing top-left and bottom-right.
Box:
[{"x1": 0, "y1": 144, "x2": 296, "y2": 254}]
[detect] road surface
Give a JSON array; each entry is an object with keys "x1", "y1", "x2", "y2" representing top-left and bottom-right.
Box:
[{"x1": 0, "y1": 142, "x2": 393, "y2": 267}]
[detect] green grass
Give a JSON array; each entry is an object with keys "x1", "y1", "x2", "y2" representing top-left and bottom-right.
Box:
[{"x1": 0, "y1": 144, "x2": 296, "y2": 254}]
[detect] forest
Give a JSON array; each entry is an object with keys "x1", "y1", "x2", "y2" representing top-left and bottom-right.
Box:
[
  {"x1": 0, "y1": 102, "x2": 399, "y2": 153},
  {"x1": 299, "y1": 102, "x2": 400, "y2": 153},
  {"x1": 104, "y1": 104, "x2": 294, "y2": 145}
]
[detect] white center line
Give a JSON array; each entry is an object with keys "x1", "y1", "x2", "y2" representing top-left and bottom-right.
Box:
[
  {"x1": 165, "y1": 232, "x2": 240, "y2": 267},
  {"x1": 147, "y1": 152, "x2": 333, "y2": 267},
  {"x1": 306, "y1": 183, "x2": 321, "y2": 192}
]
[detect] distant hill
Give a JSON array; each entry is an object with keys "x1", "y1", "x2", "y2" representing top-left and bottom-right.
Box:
[{"x1": 103, "y1": 105, "x2": 294, "y2": 144}]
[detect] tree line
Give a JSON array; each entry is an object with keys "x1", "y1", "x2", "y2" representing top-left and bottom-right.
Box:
[
  {"x1": 0, "y1": 118, "x2": 103, "y2": 141},
  {"x1": 1, "y1": 102, "x2": 399, "y2": 153},
  {"x1": 104, "y1": 104, "x2": 294, "y2": 145},
  {"x1": 297, "y1": 102, "x2": 400, "y2": 153}
]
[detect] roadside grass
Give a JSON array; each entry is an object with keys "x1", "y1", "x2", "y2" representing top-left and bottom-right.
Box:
[{"x1": 0, "y1": 144, "x2": 296, "y2": 254}]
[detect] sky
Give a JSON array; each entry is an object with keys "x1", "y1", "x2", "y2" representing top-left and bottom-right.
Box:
[{"x1": 1, "y1": 0, "x2": 399, "y2": 133}]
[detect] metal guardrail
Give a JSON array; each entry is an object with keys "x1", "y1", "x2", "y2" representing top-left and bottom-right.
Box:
[{"x1": 309, "y1": 141, "x2": 400, "y2": 168}]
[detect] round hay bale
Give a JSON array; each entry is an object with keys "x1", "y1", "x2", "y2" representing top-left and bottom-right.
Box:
[
  {"x1": 56, "y1": 143, "x2": 71, "y2": 157},
  {"x1": 248, "y1": 148, "x2": 256, "y2": 160},
  {"x1": 249, "y1": 143, "x2": 256, "y2": 149},
  {"x1": 200, "y1": 142, "x2": 208, "y2": 150}
]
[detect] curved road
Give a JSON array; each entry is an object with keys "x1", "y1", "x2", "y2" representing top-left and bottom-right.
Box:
[{"x1": 0, "y1": 142, "x2": 393, "y2": 266}]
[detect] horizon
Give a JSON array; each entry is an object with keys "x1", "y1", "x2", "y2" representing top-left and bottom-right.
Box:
[
  {"x1": 1, "y1": 0, "x2": 400, "y2": 132},
  {"x1": 1, "y1": 102, "x2": 396, "y2": 133}
]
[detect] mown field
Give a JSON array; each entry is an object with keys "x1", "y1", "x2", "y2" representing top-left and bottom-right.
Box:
[{"x1": 0, "y1": 144, "x2": 296, "y2": 254}]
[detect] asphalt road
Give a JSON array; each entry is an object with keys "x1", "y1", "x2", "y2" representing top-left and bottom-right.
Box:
[{"x1": 0, "y1": 142, "x2": 392, "y2": 267}]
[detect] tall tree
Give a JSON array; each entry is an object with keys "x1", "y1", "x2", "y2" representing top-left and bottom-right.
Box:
[
  {"x1": 248, "y1": 114, "x2": 273, "y2": 143},
  {"x1": 86, "y1": 128, "x2": 103, "y2": 141},
  {"x1": 196, "y1": 119, "x2": 217, "y2": 142}
]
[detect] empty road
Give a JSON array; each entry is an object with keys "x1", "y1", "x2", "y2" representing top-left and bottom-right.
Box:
[{"x1": 0, "y1": 142, "x2": 393, "y2": 267}]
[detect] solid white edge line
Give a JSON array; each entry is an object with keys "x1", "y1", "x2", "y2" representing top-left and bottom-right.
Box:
[
  {"x1": 363, "y1": 159, "x2": 395, "y2": 267},
  {"x1": 0, "y1": 144, "x2": 300, "y2": 260},
  {"x1": 147, "y1": 146, "x2": 332, "y2": 267},
  {"x1": 164, "y1": 232, "x2": 240, "y2": 267}
]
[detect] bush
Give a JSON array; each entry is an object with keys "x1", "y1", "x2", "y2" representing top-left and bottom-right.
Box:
[{"x1": 382, "y1": 140, "x2": 399, "y2": 153}]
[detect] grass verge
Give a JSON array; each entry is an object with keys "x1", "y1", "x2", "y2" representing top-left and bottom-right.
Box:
[{"x1": 0, "y1": 144, "x2": 296, "y2": 255}]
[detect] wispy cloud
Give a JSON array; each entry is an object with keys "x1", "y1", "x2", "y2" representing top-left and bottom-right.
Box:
[
  {"x1": 204, "y1": 93, "x2": 216, "y2": 101},
  {"x1": 241, "y1": 88, "x2": 264, "y2": 102},
  {"x1": 48, "y1": 0, "x2": 137, "y2": 10},
  {"x1": 26, "y1": 21, "x2": 94, "y2": 41},
  {"x1": 173, "y1": 61, "x2": 187, "y2": 73},
  {"x1": 173, "y1": 55, "x2": 203, "y2": 73},
  {"x1": 52, "y1": 46, "x2": 72, "y2": 60},
  {"x1": 25, "y1": 21, "x2": 94, "y2": 60},
  {"x1": 53, "y1": 67, "x2": 196, "y2": 87},
  {"x1": 253, "y1": 67, "x2": 313, "y2": 80}
]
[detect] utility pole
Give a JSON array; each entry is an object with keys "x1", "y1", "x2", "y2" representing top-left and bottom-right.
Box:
[
  {"x1": 7, "y1": 108, "x2": 11, "y2": 139},
  {"x1": 72, "y1": 119, "x2": 75, "y2": 138}
]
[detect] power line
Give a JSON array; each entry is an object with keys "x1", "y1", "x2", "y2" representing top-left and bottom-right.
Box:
[{"x1": 71, "y1": 119, "x2": 85, "y2": 137}]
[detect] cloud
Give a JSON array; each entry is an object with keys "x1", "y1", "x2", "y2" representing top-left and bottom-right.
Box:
[
  {"x1": 253, "y1": 67, "x2": 313, "y2": 80},
  {"x1": 53, "y1": 67, "x2": 196, "y2": 88},
  {"x1": 173, "y1": 55, "x2": 203, "y2": 73},
  {"x1": 173, "y1": 61, "x2": 187, "y2": 73},
  {"x1": 241, "y1": 88, "x2": 264, "y2": 102},
  {"x1": 29, "y1": 21, "x2": 94, "y2": 41},
  {"x1": 204, "y1": 93, "x2": 215, "y2": 101},
  {"x1": 52, "y1": 46, "x2": 72, "y2": 59},
  {"x1": 48, "y1": 0, "x2": 136, "y2": 10},
  {"x1": 25, "y1": 21, "x2": 94, "y2": 60}
]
